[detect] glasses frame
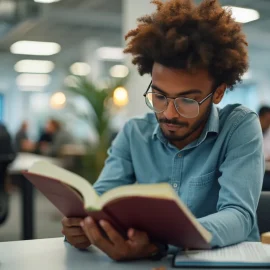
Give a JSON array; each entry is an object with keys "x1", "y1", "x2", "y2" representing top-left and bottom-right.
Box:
[{"x1": 143, "y1": 81, "x2": 215, "y2": 118}]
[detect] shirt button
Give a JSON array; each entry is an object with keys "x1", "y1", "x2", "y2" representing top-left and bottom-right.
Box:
[
  {"x1": 173, "y1": 183, "x2": 178, "y2": 188},
  {"x1": 178, "y1": 154, "x2": 182, "y2": 157}
]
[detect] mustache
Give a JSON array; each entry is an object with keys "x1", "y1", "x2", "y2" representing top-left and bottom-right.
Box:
[{"x1": 158, "y1": 118, "x2": 188, "y2": 127}]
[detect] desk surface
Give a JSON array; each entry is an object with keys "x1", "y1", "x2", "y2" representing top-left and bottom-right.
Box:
[
  {"x1": 0, "y1": 238, "x2": 174, "y2": 270},
  {"x1": 0, "y1": 238, "x2": 265, "y2": 270},
  {"x1": 8, "y1": 152, "x2": 62, "y2": 174}
]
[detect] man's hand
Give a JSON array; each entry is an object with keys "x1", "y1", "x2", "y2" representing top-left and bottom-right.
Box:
[
  {"x1": 61, "y1": 217, "x2": 91, "y2": 249},
  {"x1": 80, "y1": 217, "x2": 158, "y2": 261}
]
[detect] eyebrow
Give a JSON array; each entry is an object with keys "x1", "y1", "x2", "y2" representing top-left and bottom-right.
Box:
[{"x1": 151, "y1": 84, "x2": 202, "y2": 96}]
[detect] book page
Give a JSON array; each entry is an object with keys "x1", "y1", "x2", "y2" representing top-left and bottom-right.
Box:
[
  {"x1": 27, "y1": 161, "x2": 99, "y2": 210},
  {"x1": 175, "y1": 242, "x2": 270, "y2": 263}
]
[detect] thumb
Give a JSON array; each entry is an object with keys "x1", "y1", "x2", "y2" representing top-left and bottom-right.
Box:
[{"x1": 128, "y1": 228, "x2": 149, "y2": 243}]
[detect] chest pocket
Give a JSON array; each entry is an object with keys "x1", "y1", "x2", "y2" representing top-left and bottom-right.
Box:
[{"x1": 187, "y1": 170, "x2": 219, "y2": 217}]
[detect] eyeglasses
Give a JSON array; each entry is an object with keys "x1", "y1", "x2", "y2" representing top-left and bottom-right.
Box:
[{"x1": 143, "y1": 81, "x2": 214, "y2": 119}]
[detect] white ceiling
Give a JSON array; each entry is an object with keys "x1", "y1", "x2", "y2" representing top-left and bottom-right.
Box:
[{"x1": 0, "y1": 0, "x2": 269, "y2": 91}]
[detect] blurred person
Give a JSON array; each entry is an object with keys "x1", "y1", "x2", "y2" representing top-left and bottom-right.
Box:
[
  {"x1": 37, "y1": 119, "x2": 73, "y2": 157},
  {"x1": 258, "y1": 106, "x2": 270, "y2": 161},
  {"x1": 61, "y1": 0, "x2": 264, "y2": 262},
  {"x1": 0, "y1": 122, "x2": 16, "y2": 223},
  {"x1": 36, "y1": 122, "x2": 54, "y2": 153},
  {"x1": 15, "y1": 121, "x2": 35, "y2": 152}
]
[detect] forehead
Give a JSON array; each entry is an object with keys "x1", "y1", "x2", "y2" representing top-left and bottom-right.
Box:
[{"x1": 152, "y1": 63, "x2": 214, "y2": 93}]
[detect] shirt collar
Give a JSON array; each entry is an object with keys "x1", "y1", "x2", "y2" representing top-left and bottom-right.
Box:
[
  {"x1": 205, "y1": 104, "x2": 220, "y2": 135},
  {"x1": 152, "y1": 105, "x2": 220, "y2": 144}
]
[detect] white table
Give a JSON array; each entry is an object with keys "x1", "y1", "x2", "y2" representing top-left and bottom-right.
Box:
[
  {"x1": 7, "y1": 153, "x2": 63, "y2": 240},
  {"x1": 8, "y1": 152, "x2": 62, "y2": 173},
  {"x1": 0, "y1": 238, "x2": 265, "y2": 270},
  {"x1": 0, "y1": 238, "x2": 174, "y2": 270}
]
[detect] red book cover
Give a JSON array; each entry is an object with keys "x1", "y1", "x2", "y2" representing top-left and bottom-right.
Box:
[{"x1": 23, "y1": 171, "x2": 211, "y2": 249}]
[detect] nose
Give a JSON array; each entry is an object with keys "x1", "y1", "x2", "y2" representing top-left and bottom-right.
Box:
[{"x1": 163, "y1": 99, "x2": 179, "y2": 120}]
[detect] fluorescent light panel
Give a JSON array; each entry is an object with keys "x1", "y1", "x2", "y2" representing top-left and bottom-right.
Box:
[
  {"x1": 15, "y1": 60, "x2": 55, "y2": 74},
  {"x1": 96, "y1": 47, "x2": 124, "y2": 61},
  {"x1": 223, "y1": 6, "x2": 260, "y2": 23},
  {"x1": 70, "y1": 62, "x2": 91, "y2": 76},
  {"x1": 64, "y1": 75, "x2": 78, "y2": 87},
  {"x1": 16, "y1": 74, "x2": 51, "y2": 88},
  {"x1": 110, "y1": 65, "x2": 129, "y2": 78},
  {"x1": 10, "y1": 41, "x2": 61, "y2": 56},
  {"x1": 34, "y1": 0, "x2": 61, "y2": 3}
]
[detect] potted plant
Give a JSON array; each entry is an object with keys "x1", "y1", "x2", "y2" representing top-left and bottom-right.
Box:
[{"x1": 66, "y1": 76, "x2": 127, "y2": 183}]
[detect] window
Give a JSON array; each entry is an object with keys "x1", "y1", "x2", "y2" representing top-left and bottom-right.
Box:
[{"x1": 218, "y1": 83, "x2": 259, "y2": 112}]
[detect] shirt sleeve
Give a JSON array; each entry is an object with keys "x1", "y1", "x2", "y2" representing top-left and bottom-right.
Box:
[
  {"x1": 93, "y1": 121, "x2": 136, "y2": 196},
  {"x1": 198, "y1": 112, "x2": 264, "y2": 248}
]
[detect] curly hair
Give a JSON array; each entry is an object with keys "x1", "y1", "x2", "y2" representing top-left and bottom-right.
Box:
[{"x1": 124, "y1": 0, "x2": 248, "y2": 89}]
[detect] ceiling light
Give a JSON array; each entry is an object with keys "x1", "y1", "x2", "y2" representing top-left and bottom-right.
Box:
[
  {"x1": 14, "y1": 60, "x2": 55, "y2": 74},
  {"x1": 34, "y1": 0, "x2": 61, "y2": 3},
  {"x1": 110, "y1": 65, "x2": 129, "y2": 78},
  {"x1": 64, "y1": 75, "x2": 78, "y2": 87},
  {"x1": 10, "y1": 41, "x2": 61, "y2": 56},
  {"x1": 50, "y1": 92, "x2": 66, "y2": 109},
  {"x1": 96, "y1": 47, "x2": 124, "y2": 61},
  {"x1": 70, "y1": 62, "x2": 91, "y2": 76},
  {"x1": 113, "y1": 87, "x2": 129, "y2": 107},
  {"x1": 223, "y1": 6, "x2": 260, "y2": 23},
  {"x1": 16, "y1": 74, "x2": 51, "y2": 88},
  {"x1": 20, "y1": 87, "x2": 44, "y2": 92}
]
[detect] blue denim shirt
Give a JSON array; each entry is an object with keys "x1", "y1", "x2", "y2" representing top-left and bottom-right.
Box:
[{"x1": 94, "y1": 104, "x2": 264, "y2": 249}]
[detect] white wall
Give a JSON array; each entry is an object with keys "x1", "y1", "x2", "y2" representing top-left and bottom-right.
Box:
[{"x1": 123, "y1": 0, "x2": 154, "y2": 118}]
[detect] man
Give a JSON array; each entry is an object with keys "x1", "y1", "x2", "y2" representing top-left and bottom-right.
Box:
[
  {"x1": 37, "y1": 119, "x2": 73, "y2": 157},
  {"x1": 258, "y1": 106, "x2": 270, "y2": 161},
  {"x1": 14, "y1": 121, "x2": 35, "y2": 153},
  {"x1": 61, "y1": 0, "x2": 264, "y2": 261}
]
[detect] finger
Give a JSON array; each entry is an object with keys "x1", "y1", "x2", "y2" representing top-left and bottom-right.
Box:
[
  {"x1": 152, "y1": 267, "x2": 167, "y2": 270},
  {"x1": 74, "y1": 242, "x2": 91, "y2": 249},
  {"x1": 62, "y1": 217, "x2": 84, "y2": 227},
  {"x1": 68, "y1": 235, "x2": 90, "y2": 245},
  {"x1": 127, "y1": 228, "x2": 149, "y2": 245},
  {"x1": 81, "y1": 217, "x2": 113, "y2": 252},
  {"x1": 99, "y1": 220, "x2": 126, "y2": 246},
  {"x1": 62, "y1": 227, "x2": 85, "y2": 237},
  {"x1": 67, "y1": 235, "x2": 91, "y2": 249}
]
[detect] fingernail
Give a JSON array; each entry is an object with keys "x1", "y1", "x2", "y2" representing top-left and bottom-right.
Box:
[
  {"x1": 85, "y1": 217, "x2": 93, "y2": 224},
  {"x1": 99, "y1": 220, "x2": 106, "y2": 227},
  {"x1": 129, "y1": 228, "x2": 135, "y2": 237}
]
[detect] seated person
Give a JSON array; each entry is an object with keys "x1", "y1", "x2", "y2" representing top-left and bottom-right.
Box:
[
  {"x1": 37, "y1": 119, "x2": 73, "y2": 157},
  {"x1": 258, "y1": 106, "x2": 270, "y2": 161},
  {"x1": 14, "y1": 121, "x2": 35, "y2": 153},
  {"x1": 61, "y1": 0, "x2": 264, "y2": 261}
]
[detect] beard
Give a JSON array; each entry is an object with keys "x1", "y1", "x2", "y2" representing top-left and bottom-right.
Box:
[{"x1": 156, "y1": 102, "x2": 213, "y2": 142}]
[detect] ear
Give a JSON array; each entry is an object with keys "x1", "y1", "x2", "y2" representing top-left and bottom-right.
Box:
[{"x1": 213, "y1": 84, "x2": 226, "y2": 104}]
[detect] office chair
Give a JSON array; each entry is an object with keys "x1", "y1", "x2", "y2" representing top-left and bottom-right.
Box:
[{"x1": 257, "y1": 191, "x2": 270, "y2": 234}]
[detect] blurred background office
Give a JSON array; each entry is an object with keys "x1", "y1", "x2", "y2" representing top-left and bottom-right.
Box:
[{"x1": 0, "y1": 0, "x2": 270, "y2": 242}]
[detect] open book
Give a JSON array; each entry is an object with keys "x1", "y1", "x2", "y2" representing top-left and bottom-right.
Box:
[
  {"x1": 173, "y1": 242, "x2": 270, "y2": 268},
  {"x1": 23, "y1": 161, "x2": 212, "y2": 249}
]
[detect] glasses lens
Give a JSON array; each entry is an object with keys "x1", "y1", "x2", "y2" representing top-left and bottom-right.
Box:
[
  {"x1": 175, "y1": 97, "x2": 199, "y2": 118},
  {"x1": 145, "y1": 93, "x2": 167, "y2": 113}
]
